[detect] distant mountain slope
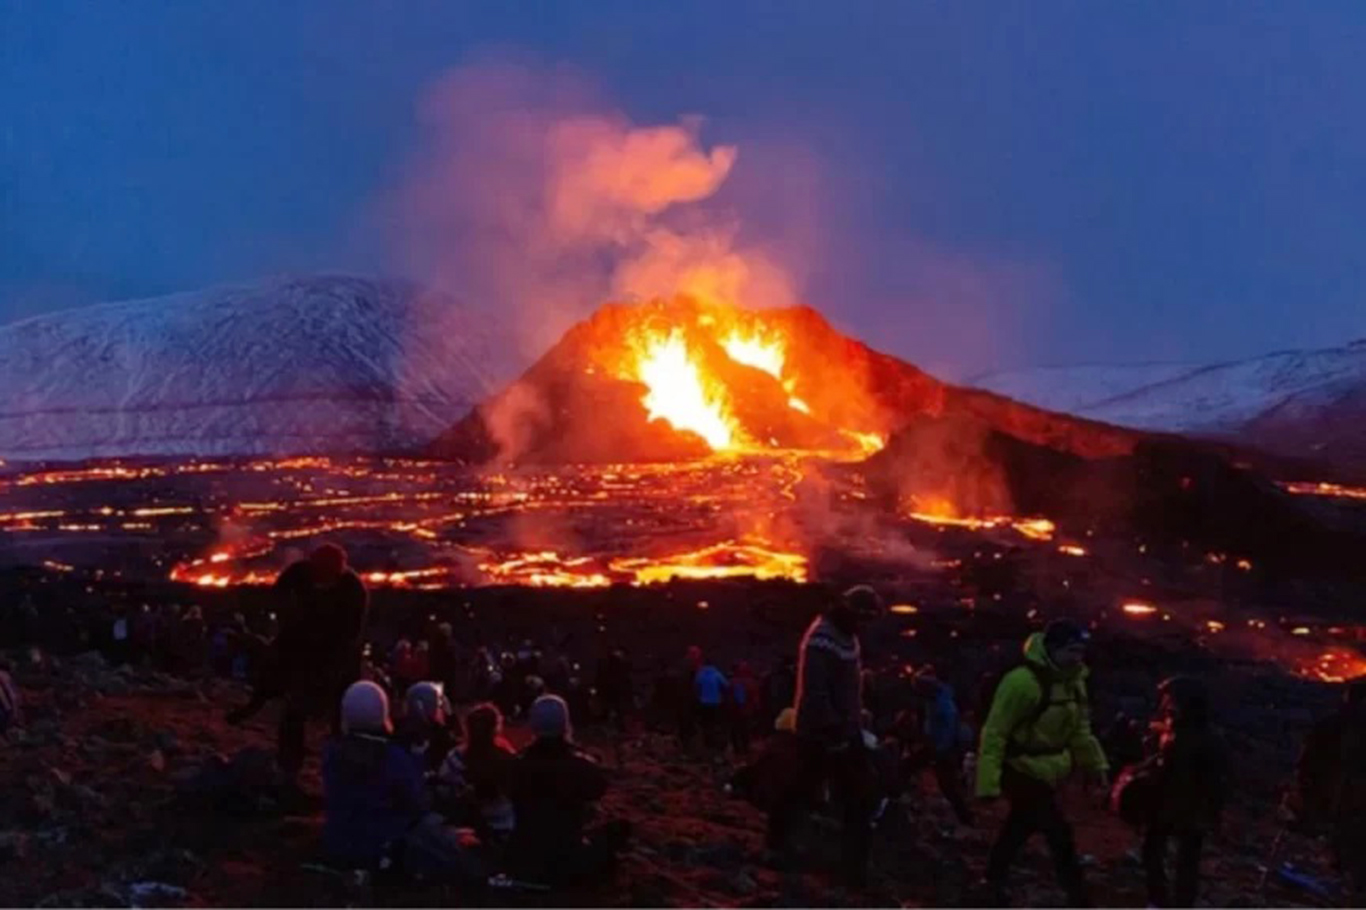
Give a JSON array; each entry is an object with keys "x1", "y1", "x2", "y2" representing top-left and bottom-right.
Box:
[
  {"x1": 0, "y1": 275, "x2": 515, "y2": 460},
  {"x1": 969, "y1": 340, "x2": 1366, "y2": 471}
]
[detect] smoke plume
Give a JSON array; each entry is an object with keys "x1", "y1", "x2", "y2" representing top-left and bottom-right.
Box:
[{"x1": 390, "y1": 58, "x2": 799, "y2": 359}]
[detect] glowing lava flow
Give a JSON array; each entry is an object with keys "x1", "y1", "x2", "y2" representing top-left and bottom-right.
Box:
[
  {"x1": 631, "y1": 329, "x2": 736, "y2": 450},
  {"x1": 908, "y1": 508, "x2": 1057, "y2": 542},
  {"x1": 477, "y1": 539, "x2": 808, "y2": 588},
  {"x1": 722, "y1": 330, "x2": 812, "y2": 416},
  {"x1": 1283, "y1": 481, "x2": 1366, "y2": 502}
]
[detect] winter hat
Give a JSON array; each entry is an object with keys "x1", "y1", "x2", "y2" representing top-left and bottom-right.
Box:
[
  {"x1": 404, "y1": 681, "x2": 446, "y2": 724},
  {"x1": 528, "y1": 694, "x2": 571, "y2": 740},
  {"x1": 1043, "y1": 619, "x2": 1090, "y2": 651},
  {"x1": 841, "y1": 584, "x2": 883, "y2": 616},
  {"x1": 774, "y1": 707, "x2": 797, "y2": 733},
  {"x1": 341, "y1": 680, "x2": 391, "y2": 735}
]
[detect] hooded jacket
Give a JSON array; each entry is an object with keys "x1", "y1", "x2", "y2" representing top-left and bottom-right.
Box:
[
  {"x1": 794, "y1": 614, "x2": 862, "y2": 746},
  {"x1": 976, "y1": 632, "x2": 1107, "y2": 797}
]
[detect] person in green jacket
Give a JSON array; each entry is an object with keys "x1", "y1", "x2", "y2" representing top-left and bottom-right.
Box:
[{"x1": 976, "y1": 620, "x2": 1108, "y2": 907}]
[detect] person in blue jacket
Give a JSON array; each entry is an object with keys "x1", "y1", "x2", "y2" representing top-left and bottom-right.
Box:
[
  {"x1": 322, "y1": 680, "x2": 426, "y2": 868},
  {"x1": 910, "y1": 665, "x2": 974, "y2": 825}
]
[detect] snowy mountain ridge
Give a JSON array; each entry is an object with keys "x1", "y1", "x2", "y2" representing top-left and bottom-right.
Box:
[
  {"x1": 0, "y1": 275, "x2": 517, "y2": 461},
  {"x1": 970, "y1": 339, "x2": 1366, "y2": 470}
]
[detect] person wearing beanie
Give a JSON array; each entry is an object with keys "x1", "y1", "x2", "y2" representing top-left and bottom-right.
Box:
[
  {"x1": 322, "y1": 682, "x2": 426, "y2": 867},
  {"x1": 767, "y1": 584, "x2": 883, "y2": 886},
  {"x1": 976, "y1": 619, "x2": 1108, "y2": 907},
  {"x1": 396, "y1": 681, "x2": 455, "y2": 773},
  {"x1": 506, "y1": 695, "x2": 629, "y2": 884}
]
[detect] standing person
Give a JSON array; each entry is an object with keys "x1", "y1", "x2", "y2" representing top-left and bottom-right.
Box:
[
  {"x1": 908, "y1": 666, "x2": 974, "y2": 825},
  {"x1": 228, "y1": 544, "x2": 369, "y2": 784},
  {"x1": 694, "y1": 660, "x2": 730, "y2": 752},
  {"x1": 1119, "y1": 676, "x2": 1228, "y2": 908},
  {"x1": 767, "y1": 585, "x2": 883, "y2": 886},
  {"x1": 1295, "y1": 680, "x2": 1366, "y2": 904},
  {"x1": 428, "y1": 623, "x2": 460, "y2": 698},
  {"x1": 764, "y1": 656, "x2": 797, "y2": 728},
  {"x1": 976, "y1": 620, "x2": 1108, "y2": 907},
  {"x1": 595, "y1": 646, "x2": 633, "y2": 732},
  {"x1": 729, "y1": 661, "x2": 760, "y2": 756},
  {"x1": 678, "y1": 645, "x2": 704, "y2": 750},
  {"x1": 0, "y1": 658, "x2": 23, "y2": 734}
]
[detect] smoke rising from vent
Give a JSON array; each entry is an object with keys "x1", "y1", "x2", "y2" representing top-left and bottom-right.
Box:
[{"x1": 390, "y1": 58, "x2": 800, "y2": 359}]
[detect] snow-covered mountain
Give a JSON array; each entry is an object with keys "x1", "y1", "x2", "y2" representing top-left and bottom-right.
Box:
[
  {"x1": 970, "y1": 340, "x2": 1366, "y2": 470},
  {"x1": 0, "y1": 275, "x2": 515, "y2": 461}
]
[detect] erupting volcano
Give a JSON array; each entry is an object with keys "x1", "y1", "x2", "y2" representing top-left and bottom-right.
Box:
[{"x1": 429, "y1": 296, "x2": 1139, "y2": 466}]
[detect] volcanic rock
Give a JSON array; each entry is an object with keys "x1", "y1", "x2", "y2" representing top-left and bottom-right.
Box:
[{"x1": 865, "y1": 412, "x2": 1366, "y2": 582}]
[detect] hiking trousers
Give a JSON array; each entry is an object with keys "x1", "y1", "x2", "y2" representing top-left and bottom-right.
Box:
[
  {"x1": 1142, "y1": 826, "x2": 1203, "y2": 908},
  {"x1": 765, "y1": 737, "x2": 876, "y2": 882},
  {"x1": 985, "y1": 765, "x2": 1086, "y2": 903}
]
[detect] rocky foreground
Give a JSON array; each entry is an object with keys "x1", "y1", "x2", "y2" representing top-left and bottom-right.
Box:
[{"x1": 0, "y1": 583, "x2": 1352, "y2": 908}]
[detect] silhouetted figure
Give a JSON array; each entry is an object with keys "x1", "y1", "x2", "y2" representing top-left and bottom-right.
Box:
[
  {"x1": 1296, "y1": 680, "x2": 1366, "y2": 903},
  {"x1": 227, "y1": 544, "x2": 369, "y2": 782},
  {"x1": 1131, "y1": 676, "x2": 1228, "y2": 908},
  {"x1": 506, "y1": 695, "x2": 629, "y2": 885}
]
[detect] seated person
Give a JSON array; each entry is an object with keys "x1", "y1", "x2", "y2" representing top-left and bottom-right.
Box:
[
  {"x1": 435, "y1": 702, "x2": 517, "y2": 841},
  {"x1": 505, "y1": 695, "x2": 630, "y2": 884},
  {"x1": 397, "y1": 681, "x2": 455, "y2": 773},
  {"x1": 323, "y1": 681, "x2": 483, "y2": 883},
  {"x1": 322, "y1": 681, "x2": 426, "y2": 869}
]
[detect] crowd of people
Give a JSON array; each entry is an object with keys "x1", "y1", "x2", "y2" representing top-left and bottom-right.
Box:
[{"x1": 4, "y1": 542, "x2": 1364, "y2": 906}]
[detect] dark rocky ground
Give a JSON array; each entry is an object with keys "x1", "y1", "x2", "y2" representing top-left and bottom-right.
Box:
[{"x1": 0, "y1": 568, "x2": 1355, "y2": 908}]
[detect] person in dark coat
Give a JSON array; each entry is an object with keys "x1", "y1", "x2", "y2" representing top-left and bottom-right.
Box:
[
  {"x1": 505, "y1": 695, "x2": 629, "y2": 885},
  {"x1": 322, "y1": 681, "x2": 425, "y2": 868},
  {"x1": 595, "y1": 647, "x2": 633, "y2": 732},
  {"x1": 766, "y1": 585, "x2": 882, "y2": 885},
  {"x1": 1296, "y1": 680, "x2": 1366, "y2": 903},
  {"x1": 1134, "y1": 676, "x2": 1228, "y2": 908},
  {"x1": 903, "y1": 666, "x2": 974, "y2": 825},
  {"x1": 764, "y1": 656, "x2": 797, "y2": 728},
  {"x1": 227, "y1": 544, "x2": 369, "y2": 781}
]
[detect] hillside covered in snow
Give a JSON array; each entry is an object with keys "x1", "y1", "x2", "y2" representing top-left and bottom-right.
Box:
[
  {"x1": 970, "y1": 340, "x2": 1366, "y2": 471},
  {"x1": 0, "y1": 275, "x2": 515, "y2": 461}
]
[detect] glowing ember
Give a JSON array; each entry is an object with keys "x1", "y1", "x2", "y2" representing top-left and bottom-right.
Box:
[
  {"x1": 630, "y1": 329, "x2": 736, "y2": 449},
  {"x1": 840, "y1": 429, "x2": 887, "y2": 455},
  {"x1": 889, "y1": 603, "x2": 919, "y2": 615},
  {"x1": 908, "y1": 508, "x2": 1055, "y2": 542},
  {"x1": 1283, "y1": 480, "x2": 1366, "y2": 501},
  {"x1": 1294, "y1": 647, "x2": 1366, "y2": 683},
  {"x1": 1122, "y1": 601, "x2": 1159, "y2": 617},
  {"x1": 1058, "y1": 544, "x2": 1087, "y2": 557}
]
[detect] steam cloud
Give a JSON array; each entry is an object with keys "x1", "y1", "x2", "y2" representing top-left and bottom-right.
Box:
[{"x1": 391, "y1": 58, "x2": 798, "y2": 358}]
